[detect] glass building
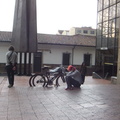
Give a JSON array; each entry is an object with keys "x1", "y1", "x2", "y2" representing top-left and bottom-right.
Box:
[{"x1": 96, "y1": 0, "x2": 120, "y2": 78}]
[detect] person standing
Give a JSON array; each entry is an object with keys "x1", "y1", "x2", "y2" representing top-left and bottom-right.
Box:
[
  {"x1": 79, "y1": 62, "x2": 87, "y2": 84},
  {"x1": 5, "y1": 46, "x2": 17, "y2": 88},
  {"x1": 65, "y1": 65, "x2": 82, "y2": 90}
]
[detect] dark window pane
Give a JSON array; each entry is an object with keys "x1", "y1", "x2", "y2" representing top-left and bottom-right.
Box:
[
  {"x1": 84, "y1": 54, "x2": 90, "y2": 66},
  {"x1": 62, "y1": 53, "x2": 70, "y2": 65},
  {"x1": 83, "y1": 30, "x2": 88, "y2": 34}
]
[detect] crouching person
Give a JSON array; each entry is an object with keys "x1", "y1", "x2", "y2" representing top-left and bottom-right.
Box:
[{"x1": 65, "y1": 65, "x2": 82, "y2": 90}]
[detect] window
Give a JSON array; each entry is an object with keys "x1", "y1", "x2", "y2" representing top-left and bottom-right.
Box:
[
  {"x1": 83, "y1": 30, "x2": 88, "y2": 34},
  {"x1": 84, "y1": 54, "x2": 91, "y2": 66},
  {"x1": 77, "y1": 30, "x2": 81, "y2": 34},
  {"x1": 62, "y1": 53, "x2": 70, "y2": 65},
  {"x1": 90, "y1": 31, "x2": 95, "y2": 34}
]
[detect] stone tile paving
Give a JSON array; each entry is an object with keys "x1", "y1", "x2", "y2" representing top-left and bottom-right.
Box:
[{"x1": 0, "y1": 76, "x2": 120, "y2": 120}]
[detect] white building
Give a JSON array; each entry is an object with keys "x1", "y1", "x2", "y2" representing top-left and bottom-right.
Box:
[
  {"x1": 58, "y1": 27, "x2": 96, "y2": 36},
  {"x1": 0, "y1": 31, "x2": 96, "y2": 75}
]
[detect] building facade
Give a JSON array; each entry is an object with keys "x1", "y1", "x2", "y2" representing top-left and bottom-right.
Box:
[
  {"x1": 96, "y1": 0, "x2": 120, "y2": 78},
  {"x1": 58, "y1": 27, "x2": 96, "y2": 36},
  {"x1": 69, "y1": 27, "x2": 96, "y2": 36},
  {"x1": 0, "y1": 31, "x2": 96, "y2": 75}
]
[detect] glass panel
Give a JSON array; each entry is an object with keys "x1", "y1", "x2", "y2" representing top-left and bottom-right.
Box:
[
  {"x1": 96, "y1": 35, "x2": 102, "y2": 48},
  {"x1": 102, "y1": 36, "x2": 108, "y2": 47},
  {"x1": 97, "y1": 24, "x2": 102, "y2": 35},
  {"x1": 108, "y1": 34, "x2": 114, "y2": 48},
  {"x1": 116, "y1": 18, "x2": 120, "y2": 33},
  {"x1": 108, "y1": 19, "x2": 115, "y2": 48},
  {"x1": 117, "y1": 0, "x2": 120, "y2": 2},
  {"x1": 97, "y1": 11, "x2": 102, "y2": 23},
  {"x1": 117, "y1": 2, "x2": 120, "y2": 17},
  {"x1": 98, "y1": 0, "x2": 103, "y2": 11},
  {"x1": 103, "y1": 8, "x2": 109, "y2": 21},
  {"x1": 109, "y1": 5, "x2": 116, "y2": 19},
  {"x1": 115, "y1": 33, "x2": 119, "y2": 47},
  {"x1": 103, "y1": 0, "x2": 109, "y2": 8},
  {"x1": 109, "y1": 20, "x2": 115, "y2": 34},
  {"x1": 103, "y1": 21, "x2": 108, "y2": 34},
  {"x1": 110, "y1": 0, "x2": 116, "y2": 5}
]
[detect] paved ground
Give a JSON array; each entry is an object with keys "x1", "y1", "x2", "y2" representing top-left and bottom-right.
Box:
[{"x1": 0, "y1": 76, "x2": 120, "y2": 120}]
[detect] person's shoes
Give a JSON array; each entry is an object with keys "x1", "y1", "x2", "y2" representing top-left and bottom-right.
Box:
[
  {"x1": 73, "y1": 87, "x2": 81, "y2": 90},
  {"x1": 65, "y1": 87, "x2": 73, "y2": 90},
  {"x1": 8, "y1": 84, "x2": 13, "y2": 88}
]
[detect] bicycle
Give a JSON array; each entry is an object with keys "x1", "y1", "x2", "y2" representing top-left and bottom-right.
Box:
[{"x1": 29, "y1": 66, "x2": 66, "y2": 87}]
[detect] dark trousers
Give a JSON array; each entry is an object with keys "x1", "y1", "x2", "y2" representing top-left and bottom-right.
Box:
[
  {"x1": 81, "y1": 75, "x2": 85, "y2": 84},
  {"x1": 6, "y1": 65, "x2": 14, "y2": 86},
  {"x1": 66, "y1": 76, "x2": 80, "y2": 88}
]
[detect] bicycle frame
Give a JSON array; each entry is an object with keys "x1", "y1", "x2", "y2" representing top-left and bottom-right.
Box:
[
  {"x1": 29, "y1": 66, "x2": 66, "y2": 87},
  {"x1": 44, "y1": 70, "x2": 65, "y2": 87}
]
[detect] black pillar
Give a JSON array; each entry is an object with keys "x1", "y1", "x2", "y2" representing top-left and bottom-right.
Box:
[
  {"x1": 27, "y1": 53, "x2": 32, "y2": 76},
  {"x1": 18, "y1": 52, "x2": 22, "y2": 75},
  {"x1": 23, "y1": 53, "x2": 27, "y2": 75}
]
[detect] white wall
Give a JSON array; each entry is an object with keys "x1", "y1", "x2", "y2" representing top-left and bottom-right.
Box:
[
  {"x1": 0, "y1": 42, "x2": 34, "y2": 64},
  {"x1": 74, "y1": 47, "x2": 95, "y2": 65},
  {"x1": 38, "y1": 44, "x2": 95, "y2": 66},
  {"x1": 0, "y1": 42, "x2": 10, "y2": 63},
  {"x1": 0, "y1": 43, "x2": 95, "y2": 66},
  {"x1": 38, "y1": 45, "x2": 72, "y2": 64}
]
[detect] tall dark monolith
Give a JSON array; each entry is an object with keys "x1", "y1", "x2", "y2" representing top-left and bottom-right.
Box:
[
  {"x1": 12, "y1": 0, "x2": 37, "y2": 52},
  {"x1": 11, "y1": 0, "x2": 37, "y2": 75}
]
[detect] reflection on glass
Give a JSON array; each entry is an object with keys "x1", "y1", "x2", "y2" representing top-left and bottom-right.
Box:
[
  {"x1": 96, "y1": 35, "x2": 102, "y2": 48},
  {"x1": 98, "y1": 11, "x2": 102, "y2": 23},
  {"x1": 108, "y1": 34, "x2": 114, "y2": 48},
  {"x1": 103, "y1": 21, "x2": 108, "y2": 34},
  {"x1": 96, "y1": 0, "x2": 119, "y2": 76},
  {"x1": 98, "y1": 0, "x2": 103, "y2": 11},
  {"x1": 103, "y1": 8, "x2": 108, "y2": 21},
  {"x1": 97, "y1": 24, "x2": 102, "y2": 35},
  {"x1": 116, "y1": 18, "x2": 120, "y2": 33},
  {"x1": 104, "y1": 0, "x2": 109, "y2": 9},
  {"x1": 117, "y1": 3, "x2": 120, "y2": 17},
  {"x1": 117, "y1": 0, "x2": 120, "y2": 2},
  {"x1": 109, "y1": 5, "x2": 116, "y2": 19},
  {"x1": 102, "y1": 36, "x2": 107, "y2": 47},
  {"x1": 110, "y1": 0, "x2": 116, "y2": 5},
  {"x1": 109, "y1": 20, "x2": 115, "y2": 34}
]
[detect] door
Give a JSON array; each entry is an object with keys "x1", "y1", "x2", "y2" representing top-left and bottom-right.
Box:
[
  {"x1": 33, "y1": 52, "x2": 42, "y2": 72},
  {"x1": 62, "y1": 53, "x2": 70, "y2": 65},
  {"x1": 84, "y1": 54, "x2": 91, "y2": 66}
]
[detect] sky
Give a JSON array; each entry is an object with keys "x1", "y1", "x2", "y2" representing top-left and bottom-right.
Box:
[{"x1": 0, "y1": 0, "x2": 97, "y2": 34}]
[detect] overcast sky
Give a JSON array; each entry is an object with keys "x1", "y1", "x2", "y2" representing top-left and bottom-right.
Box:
[{"x1": 0, "y1": 0, "x2": 97, "y2": 34}]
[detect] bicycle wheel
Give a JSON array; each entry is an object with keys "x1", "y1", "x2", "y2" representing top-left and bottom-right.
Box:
[
  {"x1": 54, "y1": 74, "x2": 65, "y2": 87},
  {"x1": 29, "y1": 74, "x2": 36, "y2": 87},
  {"x1": 32, "y1": 74, "x2": 46, "y2": 87},
  {"x1": 61, "y1": 75, "x2": 65, "y2": 83}
]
